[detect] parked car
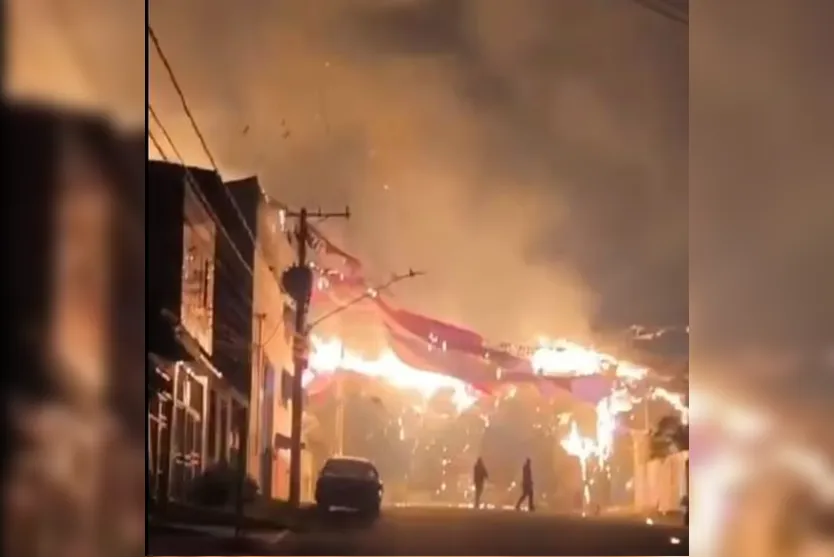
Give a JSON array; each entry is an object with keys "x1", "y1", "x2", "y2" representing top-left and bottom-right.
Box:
[{"x1": 315, "y1": 456, "x2": 383, "y2": 516}]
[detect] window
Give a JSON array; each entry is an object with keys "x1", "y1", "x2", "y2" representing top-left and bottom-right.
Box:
[{"x1": 180, "y1": 183, "x2": 215, "y2": 354}]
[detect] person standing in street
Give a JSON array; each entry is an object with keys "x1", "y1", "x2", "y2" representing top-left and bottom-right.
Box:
[
  {"x1": 473, "y1": 457, "x2": 489, "y2": 509},
  {"x1": 515, "y1": 457, "x2": 535, "y2": 511}
]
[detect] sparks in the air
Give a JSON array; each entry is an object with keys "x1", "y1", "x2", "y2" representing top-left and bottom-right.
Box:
[{"x1": 305, "y1": 332, "x2": 688, "y2": 503}]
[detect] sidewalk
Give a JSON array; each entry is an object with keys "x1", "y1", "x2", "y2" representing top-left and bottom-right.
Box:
[
  {"x1": 147, "y1": 500, "x2": 296, "y2": 555},
  {"x1": 147, "y1": 523, "x2": 288, "y2": 556},
  {"x1": 149, "y1": 498, "x2": 302, "y2": 527}
]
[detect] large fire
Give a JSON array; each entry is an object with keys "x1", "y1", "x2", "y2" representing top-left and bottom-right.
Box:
[
  {"x1": 306, "y1": 336, "x2": 478, "y2": 412},
  {"x1": 305, "y1": 334, "x2": 688, "y2": 509}
]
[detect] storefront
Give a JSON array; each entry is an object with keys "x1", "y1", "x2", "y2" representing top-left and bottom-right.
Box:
[{"x1": 147, "y1": 355, "x2": 248, "y2": 503}]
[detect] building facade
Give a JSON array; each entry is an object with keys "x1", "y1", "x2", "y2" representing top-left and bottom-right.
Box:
[
  {"x1": 632, "y1": 430, "x2": 689, "y2": 514},
  {"x1": 147, "y1": 162, "x2": 314, "y2": 503},
  {"x1": 645, "y1": 450, "x2": 689, "y2": 513},
  {"x1": 220, "y1": 177, "x2": 314, "y2": 502},
  {"x1": 147, "y1": 161, "x2": 247, "y2": 503}
]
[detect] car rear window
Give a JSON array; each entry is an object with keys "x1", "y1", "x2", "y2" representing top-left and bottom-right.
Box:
[{"x1": 322, "y1": 459, "x2": 378, "y2": 480}]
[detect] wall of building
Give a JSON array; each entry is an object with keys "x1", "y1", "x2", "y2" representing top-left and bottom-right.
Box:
[
  {"x1": 215, "y1": 176, "x2": 316, "y2": 501},
  {"x1": 645, "y1": 450, "x2": 689, "y2": 513},
  {"x1": 631, "y1": 430, "x2": 652, "y2": 512},
  {"x1": 202, "y1": 176, "x2": 259, "y2": 397},
  {"x1": 248, "y1": 180, "x2": 309, "y2": 500},
  {"x1": 148, "y1": 161, "x2": 223, "y2": 360},
  {"x1": 180, "y1": 184, "x2": 217, "y2": 355},
  {"x1": 148, "y1": 161, "x2": 230, "y2": 501},
  {"x1": 203, "y1": 175, "x2": 299, "y2": 499},
  {"x1": 183, "y1": 172, "x2": 314, "y2": 501},
  {"x1": 147, "y1": 162, "x2": 188, "y2": 361}
]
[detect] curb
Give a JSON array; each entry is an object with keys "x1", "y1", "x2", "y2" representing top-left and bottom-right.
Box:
[{"x1": 150, "y1": 522, "x2": 290, "y2": 544}]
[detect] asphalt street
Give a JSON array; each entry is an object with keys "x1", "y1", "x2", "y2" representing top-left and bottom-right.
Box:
[{"x1": 274, "y1": 506, "x2": 688, "y2": 556}]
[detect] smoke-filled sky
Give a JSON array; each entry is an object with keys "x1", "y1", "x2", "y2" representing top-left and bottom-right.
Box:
[{"x1": 146, "y1": 0, "x2": 688, "y2": 345}]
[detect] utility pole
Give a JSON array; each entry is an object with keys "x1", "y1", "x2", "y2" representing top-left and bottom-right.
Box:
[
  {"x1": 309, "y1": 269, "x2": 423, "y2": 461},
  {"x1": 282, "y1": 206, "x2": 350, "y2": 508}
]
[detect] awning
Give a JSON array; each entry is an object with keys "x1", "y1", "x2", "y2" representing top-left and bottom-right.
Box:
[
  {"x1": 156, "y1": 309, "x2": 248, "y2": 406},
  {"x1": 161, "y1": 308, "x2": 222, "y2": 380},
  {"x1": 148, "y1": 352, "x2": 174, "y2": 377}
]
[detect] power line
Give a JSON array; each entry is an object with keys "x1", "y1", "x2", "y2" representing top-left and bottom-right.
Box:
[
  {"x1": 148, "y1": 24, "x2": 263, "y2": 266},
  {"x1": 149, "y1": 24, "x2": 298, "y2": 336},
  {"x1": 148, "y1": 104, "x2": 256, "y2": 281},
  {"x1": 149, "y1": 105, "x2": 292, "y2": 358},
  {"x1": 150, "y1": 25, "x2": 357, "y2": 371},
  {"x1": 148, "y1": 103, "x2": 286, "y2": 327},
  {"x1": 628, "y1": 0, "x2": 688, "y2": 25},
  {"x1": 148, "y1": 25, "x2": 219, "y2": 170},
  {"x1": 149, "y1": 107, "x2": 268, "y2": 345},
  {"x1": 148, "y1": 129, "x2": 169, "y2": 162}
]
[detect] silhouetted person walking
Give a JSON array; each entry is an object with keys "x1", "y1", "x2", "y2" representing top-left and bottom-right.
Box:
[
  {"x1": 473, "y1": 457, "x2": 489, "y2": 509},
  {"x1": 515, "y1": 458, "x2": 535, "y2": 511}
]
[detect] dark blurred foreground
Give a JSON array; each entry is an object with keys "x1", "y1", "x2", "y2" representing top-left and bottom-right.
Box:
[{"x1": 6, "y1": 103, "x2": 145, "y2": 557}]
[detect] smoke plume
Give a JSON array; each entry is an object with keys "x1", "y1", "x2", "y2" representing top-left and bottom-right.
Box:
[{"x1": 144, "y1": 0, "x2": 687, "y2": 345}]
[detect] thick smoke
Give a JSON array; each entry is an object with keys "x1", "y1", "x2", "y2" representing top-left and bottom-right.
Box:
[{"x1": 144, "y1": 0, "x2": 687, "y2": 345}]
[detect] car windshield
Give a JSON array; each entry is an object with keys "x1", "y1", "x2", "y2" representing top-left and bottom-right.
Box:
[{"x1": 322, "y1": 459, "x2": 378, "y2": 480}]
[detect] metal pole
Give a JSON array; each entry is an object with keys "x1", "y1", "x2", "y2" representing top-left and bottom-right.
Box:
[
  {"x1": 234, "y1": 403, "x2": 249, "y2": 537},
  {"x1": 253, "y1": 313, "x2": 266, "y2": 485},
  {"x1": 288, "y1": 208, "x2": 309, "y2": 508},
  {"x1": 166, "y1": 362, "x2": 180, "y2": 502},
  {"x1": 201, "y1": 377, "x2": 209, "y2": 473}
]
